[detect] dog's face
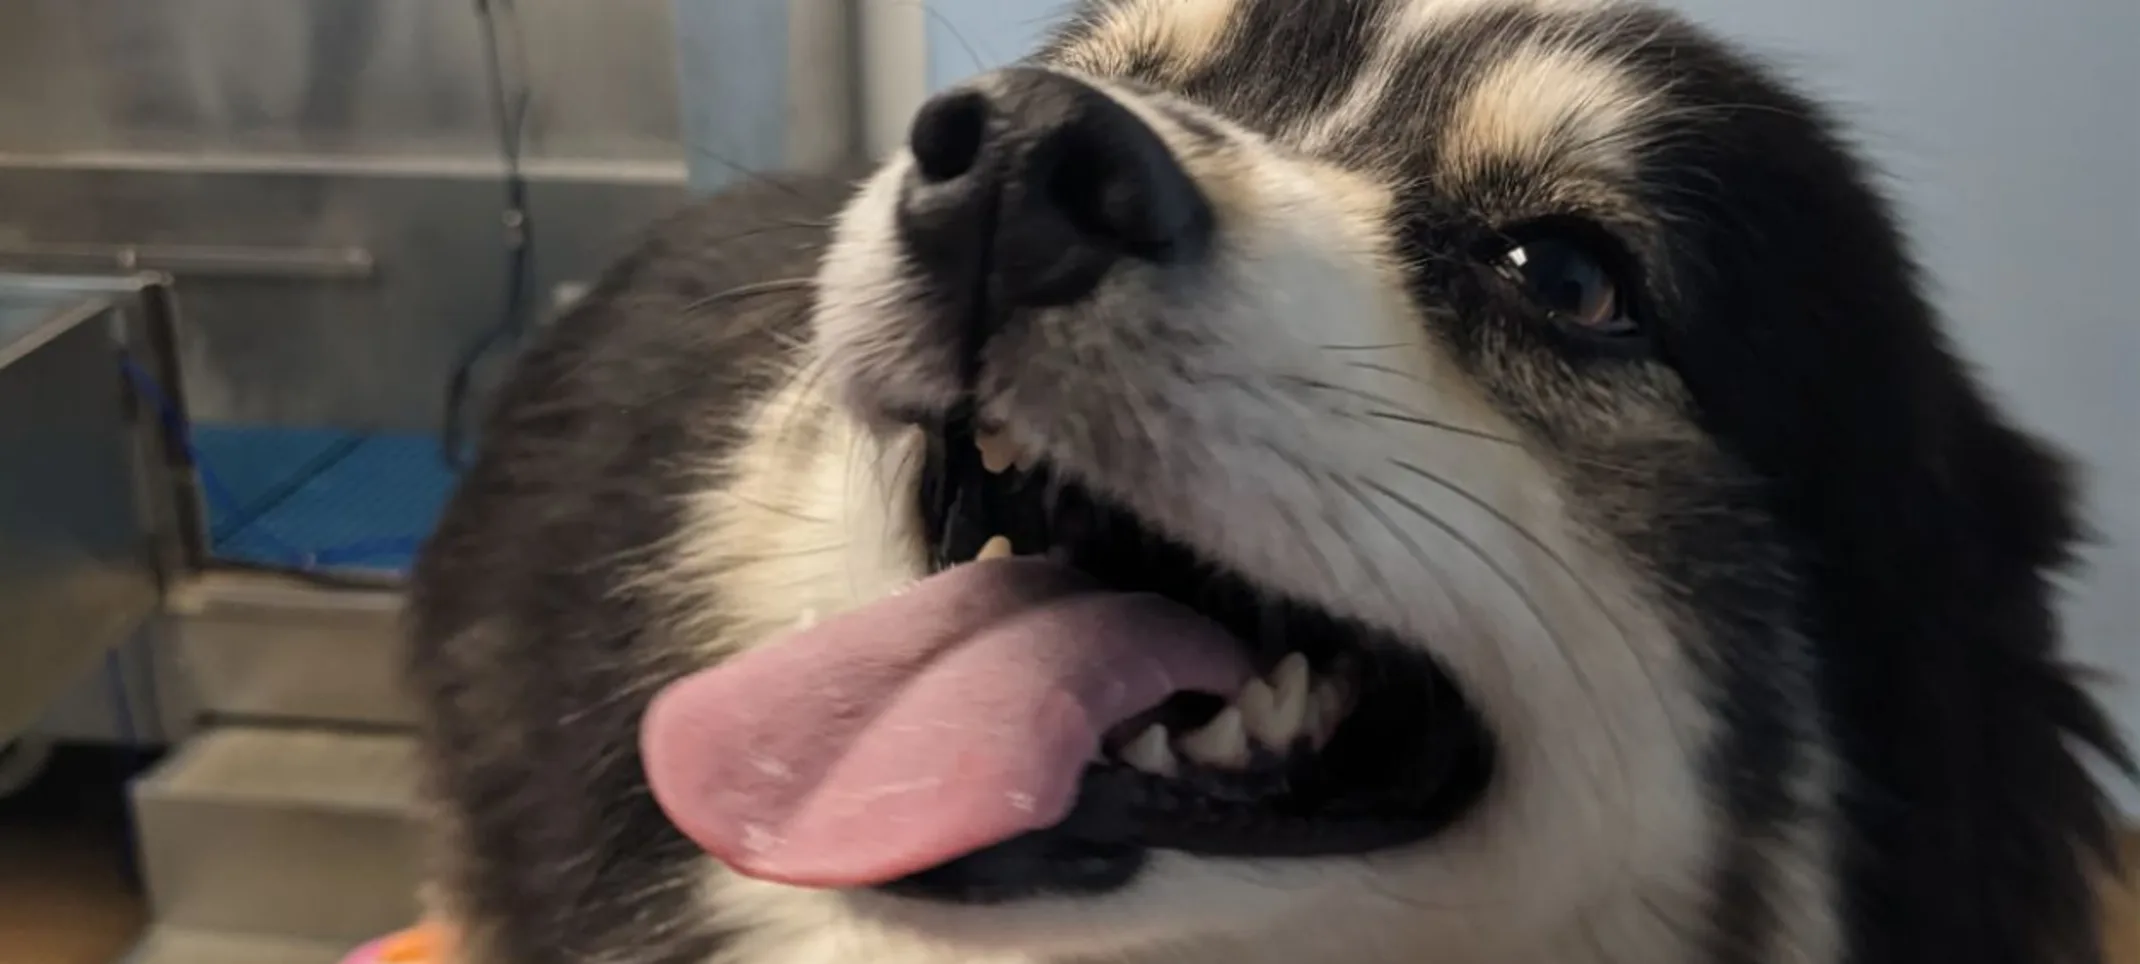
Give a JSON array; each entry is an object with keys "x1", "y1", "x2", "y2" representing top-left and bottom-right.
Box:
[{"x1": 685, "y1": 0, "x2": 1947, "y2": 958}]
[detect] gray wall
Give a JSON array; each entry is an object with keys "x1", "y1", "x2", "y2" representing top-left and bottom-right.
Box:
[{"x1": 875, "y1": 0, "x2": 2140, "y2": 812}]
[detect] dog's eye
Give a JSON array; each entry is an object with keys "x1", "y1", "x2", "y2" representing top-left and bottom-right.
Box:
[{"x1": 1490, "y1": 229, "x2": 1639, "y2": 337}]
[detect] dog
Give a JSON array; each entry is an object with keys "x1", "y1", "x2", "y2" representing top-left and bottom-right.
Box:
[{"x1": 404, "y1": 1, "x2": 2128, "y2": 962}]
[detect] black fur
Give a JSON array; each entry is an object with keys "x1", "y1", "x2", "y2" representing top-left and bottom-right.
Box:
[
  {"x1": 1596, "y1": 16, "x2": 2131, "y2": 964},
  {"x1": 405, "y1": 169, "x2": 868, "y2": 964}
]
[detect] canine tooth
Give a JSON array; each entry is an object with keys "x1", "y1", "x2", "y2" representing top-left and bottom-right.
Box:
[
  {"x1": 1310, "y1": 679, "x2": 1351, "y2": 748},
  {"x1": 976, "y1": 535, "x2": 1013, "y2": 560},
  {"x1": 1261, "y1": 684, "x2": 1310, "y2": 750},
  {"x1": 1177, "y1": 706, "x2": 1250, "y2": 769},
  {"x1": 1240, "y1": 678, "x2": 1307, "y2": 749},
  {"x1": 976, "y1": 430, "x2": 1019, "y2": 474},
  {"x1": 1120, "y1": 725, "x2": 1178, "y2": 777},
  {"x1": 1236, "y1": 679, "x2": 1282, "y2": 747},
  {"x1": 1271, "y1": 653, "x2": 1310, "y2": 726}
]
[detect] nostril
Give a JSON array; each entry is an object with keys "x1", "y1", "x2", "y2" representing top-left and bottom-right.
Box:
[
  {"x1": 1040, "y1": 123, "x2": 1209, "y2": 263},
  {"x1": 910, "y1": 90, "x2": 991, "y2": 183},
  {"x1": 892, "y1": 68, "x2": 1214, "y2": 314},
  {"x1": 1042, "y1": 134, "x2": 1116, "y2": 245}
]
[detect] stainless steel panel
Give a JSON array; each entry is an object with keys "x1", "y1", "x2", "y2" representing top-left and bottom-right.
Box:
[
  {"x1": 123, "y1": 928, "x2": 350, "y2": 964},
  {"x1": 0, "y1": 0, "x2": 682, "y2": 164},
  {"x1": 0, "y1": 0, "x2": 812, "y2": 431},
  {"x1": 1, "y1": 271, "x2": 212, "y2": 574},
  {"x1": 168, "y1": 572, "x2": 414, "y2": 727},
  {"x1": 0, "y1": 162, "x2": 688, "y2": 430},
  {"x1": 0, "y1": 288, "x2": 162, "y2": 742},
  {"x1": 33, "y1": 624, "x2": 196, "y2": 746},
  {"x1": 132, "y1": 726, "x2": 424, "y2": 942}
]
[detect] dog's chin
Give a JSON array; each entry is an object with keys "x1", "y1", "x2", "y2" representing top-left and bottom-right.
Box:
[
  {"x1": 814, "y1": 850, "x2": 1382, "y2": 959},
  {"x1": 832, "y1": 415, "x2": 1498, "y2": 912}
]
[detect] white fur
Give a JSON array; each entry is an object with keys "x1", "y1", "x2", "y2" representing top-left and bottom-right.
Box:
[{"x1": 669, "y1": 365, "x2": 930, "y2": 652}]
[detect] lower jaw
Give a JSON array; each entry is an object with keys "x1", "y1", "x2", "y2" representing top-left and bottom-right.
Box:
[
  {"x1": 880, "y1": 707, "x2": 1497, "y2": 905},
  {"x1": 880, "y1": 826, "x2": 1146, "y2": 905},
  {"x1": 895, "y1": 423, "x2": 1498, "y2": 904}
]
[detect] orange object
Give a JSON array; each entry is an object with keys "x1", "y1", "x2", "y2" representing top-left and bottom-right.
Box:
[{"x1": 339, "y1": 922, "x2": 454, "y2": 964}]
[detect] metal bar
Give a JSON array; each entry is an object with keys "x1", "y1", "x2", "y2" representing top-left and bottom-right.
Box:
[
  {"x1": 129, "y1": 276, "x2": 213, "y2": 574},
  {"x1": 0, "y1": 242, "x2": 376, "y2": 281},
  {"x1": 0, "y1": 151, "x2": 690, "y2": 184},
  {"x1": 0, "y1": 295, "x2": 109, "y2": 370}
]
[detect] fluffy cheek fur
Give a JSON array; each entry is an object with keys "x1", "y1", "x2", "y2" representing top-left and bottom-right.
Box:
[
  {"x1": 669, "y1": 373, "x2": 930, "y2": 651},
  {"x1": 705, "y1": 98, "x2": 1728, "y2": 961},
  {"x1": 813, "y1": 158, "x2": 969, "y2": 425}
]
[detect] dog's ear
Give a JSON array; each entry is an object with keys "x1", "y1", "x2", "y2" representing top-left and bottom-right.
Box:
[
  {"x1": 1655, "y1": 94, "x2": 2127, "y2": 955},
  {"x1": 1915, "y1": 392, "x2": 2127, "y2": 963},
  {"x1": 1817, "y1": 345, "x2": 2130, "y2": 963},
  {"x1": 1484, "y1": 74, "x2": 2128, "y2": 938}
]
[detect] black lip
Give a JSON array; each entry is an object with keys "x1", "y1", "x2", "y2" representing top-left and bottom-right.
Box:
[{"x1": 887, "y1": 418, "x2": 1495, "y2": 904}]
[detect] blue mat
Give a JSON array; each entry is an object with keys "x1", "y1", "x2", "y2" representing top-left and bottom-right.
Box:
[
  {"x1": 190, "y1": 425, "x2": 362, "y2": 539},
  {"x1": 193, "y1": 423, "x2": 458, "y2": 576}
]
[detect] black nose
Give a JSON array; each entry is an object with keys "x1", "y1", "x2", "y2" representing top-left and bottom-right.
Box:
[{"x1": 895, "y1": 68, "x2": 1212, "y2": 310}]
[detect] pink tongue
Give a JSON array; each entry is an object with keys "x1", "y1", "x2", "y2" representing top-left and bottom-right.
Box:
[{"x1": 640, "y1": 558, "x2": 1252, "y2": 889}]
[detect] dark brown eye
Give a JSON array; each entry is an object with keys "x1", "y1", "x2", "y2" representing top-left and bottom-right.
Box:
[{"x1": 1494, "y1": 235, "x2": 1638, "y2": 337}]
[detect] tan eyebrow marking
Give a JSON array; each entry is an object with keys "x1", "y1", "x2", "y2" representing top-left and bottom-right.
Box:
[
  {"x1": 1056, "y1": 0, "x2": 1243, "y2": 81},
  {"x1": 1440, "y1": 39, "x2": 1658, "y2": 181}
]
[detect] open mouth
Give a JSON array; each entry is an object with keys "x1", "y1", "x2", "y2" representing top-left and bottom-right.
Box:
[
  {"x1": 638, "y1": 416, "x2": 1494, "y2": 906},
  {"x1": 885, "y1": 418, "x2": 1496, "y2": 899}
]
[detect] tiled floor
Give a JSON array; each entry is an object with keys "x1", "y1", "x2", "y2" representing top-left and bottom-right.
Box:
[{"x1": 0, "y1": 747, "x2": 150, "y2": 964}]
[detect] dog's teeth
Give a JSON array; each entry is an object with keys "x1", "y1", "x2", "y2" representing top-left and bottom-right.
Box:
[
  {"x1": 1177, "y1": 706, "x2": 1250, "y2": 769},
  {"x1": 1120, "y1": 725, "x2": 1178, "y2": 777},
  {"x1": 1270, "y1": 653, "x2": 1310, "y2": 732},
  {"x1": 1310, "y1": 678, "x2": 1352, "y2": 749},
  {"x1": 1236, "y1": 679, "x2": 1283, "y2": 747},
  {"x1": 1231, "y1": 654, "x2": 1318, "y2": 751},
  {"x1": 976, "y1": 535, "x2": 1013, "y2": 560},
  {"x1": 1239, "y1": 678, "x2": 1306, "y2": 750},
  {"x1": 975, "y1": 430, "x2": 1019, "y2": 474}
]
